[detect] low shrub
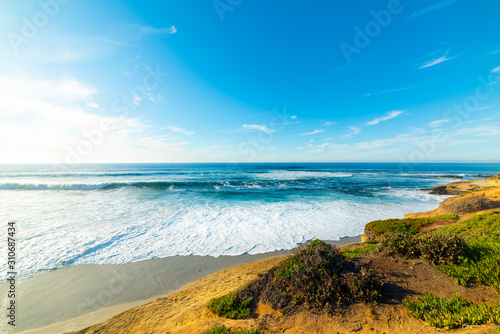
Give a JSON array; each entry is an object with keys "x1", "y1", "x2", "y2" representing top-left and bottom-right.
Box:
[
  {"x1": 345, "y1": 268, "x2": 383, "y2": 303},
  {"x1": 208, "y1": 292, "x2": 253, "y2": 319},
  {"x1": 238, "y1": 239, "x2": 383, "y2": 315},
  {"x1": 365, "y1": 214, "x2": 457, "y2": 239},
  {"x1": 340, "y1": 244, "x2": 378, "y2": 259},
  {"x1": 418, "y1": 234, "x2": 467, "y2": 265},
  {"x1": 379, "y1": 233, "x2": 420, "y2": 258},
  {"x1": 378, "y1": 232, "x2": 468, "y2": 265},
  {"x1": 403, "y1": 292, "x2": 500, "y2": 329},
  {"x1": 202, "y1": 324, "x2": 267, "y2": 334}
]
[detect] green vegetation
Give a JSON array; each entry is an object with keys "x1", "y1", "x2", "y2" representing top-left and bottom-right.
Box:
[
  {"x1": 378, "y1": 232, "x2": 468, "y2": 263},
  {"x1": 272, "y1": 240, "x2": 382, "y2": 309},
  {"x1": 207, "y1": 292, "x2": 253, "y2": 319},
  {"x1": 417, "y1": 233, "x2": 467, "y2": 265},
  {"x1": 340, "y1": 244, "x2": 378, "y2": 259},
  {"x1": 430, "y1": 211, "x2": 500, "y2": 292},
  {"x1": 202, "y1": 324, "x2": 267, "y2": 334},
  {"x1": 238, "y1": 239, "x2": 383, "y2": 315},
  {"x1": 375, "y1": 212, "x2": 500, "y2": 292},
  {"x1": 379, "y1": 233, "x2": 420, "y2": 258},
  {"x1": 403, "y1": 292, "x2": 500, "y2": 329},
  {"x1": 375, "y1": 212, "x2": 500, "y2": 329},
  {"x1": 364, "y1": 214, "x2": 458, "y2": 239},
  {"x1": 208, "y1": 240, "x2": 383, "y2": 319}
]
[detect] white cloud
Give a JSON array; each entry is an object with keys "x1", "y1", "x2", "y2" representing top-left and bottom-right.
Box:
[
  {"x1": 428, "y1": 119, "x2": 449, "y2": 128},
  {"x1": 408, "y1": 0, "x2": 458, "y2": 19},
  {"x1": 291, "y1": 115, "x2": 297, "y2": 119},
  {"x1": 342, "y1": 126, "x2": 361, "y2": 138},
  {"x1": 418, "y1": 51, "x2": 457, "y2": 69},
  {"x1": 162, "y1": 125, "x2": 194, "y2": 135},
  {"x1": 491, "y1": 66, "x2": 500, "y2": 74},
  {"x1": 0, "y1": 76, "x2": 189, "y2": 163},
  {"x1": 299, "y1": 129, "x2": 325, "y2": 136},
  {"x1": 134, "y1": 25, "x2": 177, "y2": 39},
  {"x1": 470, "y1": 106, "x2": 490, "y2": 111},
  {"x1": 85, "y1": 102, "x2": 99, "y2": 109},
  {"x1": 299, "y1": 120, "x2": 500, "y2": 161},
  {"x1": 132, "y1": 94, "x2": 143, "y2": 105},
  {"x1": 323, "y1": 121, "x2": 336, "y2": 126},
  {"x1": 365, "y1": 110, "x2": 404, "y2": 126},
  {"x1": 0, "y1": 77, "x2": 97, "y2": 103},
  {"x1": 366, "y1": 86, "x2": 415, "y2": 96},
  {"x1": 234, "y1": 124, "x2": 276, "y2": 133},
  {"x1": 453, "y1": 125, "x2": 500, "y2": 137},
  {"x1": 306, "y1": 143, "x2": 331, "y2": 153}
]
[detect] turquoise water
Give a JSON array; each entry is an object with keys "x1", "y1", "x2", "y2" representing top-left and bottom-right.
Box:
[{"x1": 0, "y1": 163, "x2": 498, "y2": 280}]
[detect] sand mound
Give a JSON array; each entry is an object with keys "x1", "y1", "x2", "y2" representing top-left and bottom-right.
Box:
[{"x1": 440, "y1": 196, "x2": 500, "y2": 215}]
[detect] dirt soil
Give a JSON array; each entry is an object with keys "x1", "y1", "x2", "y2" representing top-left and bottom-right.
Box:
[{"x1": 69, "y1": 253, "x2": 500, "y2": 334}]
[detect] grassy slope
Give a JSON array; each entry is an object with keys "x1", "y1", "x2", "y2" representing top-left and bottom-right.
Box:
[{"x1": 431, "y1": 211, "x2": 500, "y2": 292}]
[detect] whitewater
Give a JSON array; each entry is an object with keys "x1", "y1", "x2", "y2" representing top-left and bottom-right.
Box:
[{"x1": 1, "y1": 162, "x2": 498, "y2": 281}]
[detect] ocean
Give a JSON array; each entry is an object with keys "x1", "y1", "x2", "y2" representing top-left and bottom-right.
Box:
[{"x1": 0, "y1": 162, "x2": 498, "y2": 281}]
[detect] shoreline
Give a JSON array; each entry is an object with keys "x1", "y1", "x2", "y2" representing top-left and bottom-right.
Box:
[
  {"x1": 15, "y1": 236, "x2": 361, "y2": 334},
  {"x1": 15, "y1": 176, "x2": 500, "y2": 333}
]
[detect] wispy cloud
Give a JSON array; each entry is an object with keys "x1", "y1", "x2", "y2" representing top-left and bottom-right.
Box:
[
  {"x1": 0, "y1": 77, "x2": 188, "y2": 163},
  {"x1": 95, "y1": 38, "x2": 137, "y2": 48},
  {"x1": 342, "y1": 126, "x2": 361, "y2": 138},
  {"x1": 85, "y1": 102, "x2": 99, "y2": 109},
  {"x1": 408, "y1": 0, "x2": 458, "y2": 20},
  {"x1": 162, "y1": 125, "x2": 194, "y2": 135},
  {"x1": 234, "y1": 124, "x2": 276, "y2": 133},
  {"x1": 428, "y1": 119, "x2": 449, "y2": 128},
  {"x1": 323, "y1": 121, "x2": 336, "y2": 126},
  {"x1": 366, "y1": 86, "x2": 415, "y2": 97},
  {"x1": 490, "y1": 67, "x2": 500, "y2": 84},
  {"x1": 418, "y1": 51, "x2": 457, "y2": 69},
  {"x1": 306, "y1": 143, "x2": 331, "y2": 153},
  {"x1": 299, "y1": 129, "x2": 325, "y2": 136},
  {"x1": 365, "y1": 110, "x2": 404, "y2": 126},
  {"x1": 134, "y1": 25, "x2": 177, "y2": 40},
  {"x1": 453, "y1": 125, "x2": 500, "y2": 137},
  {"x1": 471, "y1": 106, "x2": 490, "y2": 111}
]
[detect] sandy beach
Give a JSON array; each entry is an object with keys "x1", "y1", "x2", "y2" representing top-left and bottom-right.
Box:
[{"x1": 11, "y1": 237, "x2": 360, "y2": 334}]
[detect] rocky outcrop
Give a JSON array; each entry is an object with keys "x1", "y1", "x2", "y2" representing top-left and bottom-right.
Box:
[
  {"x1": 440, "y1": 196, "x2": 500, "y2": 215},
  {"x1": 430, "y1": 175, "x2": 500, "y2": 195}
]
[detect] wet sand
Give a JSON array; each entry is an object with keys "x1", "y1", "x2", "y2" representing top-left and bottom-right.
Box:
[{"x1": 7, "y1": 237, "x2": 360, "y2": 334}]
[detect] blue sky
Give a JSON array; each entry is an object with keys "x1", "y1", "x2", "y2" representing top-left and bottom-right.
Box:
[{"x1": 1, "y1": 0, "x2": 499, "y2": 163}]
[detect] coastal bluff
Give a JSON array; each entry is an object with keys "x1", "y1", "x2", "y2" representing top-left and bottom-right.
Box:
[{"x1": 429, "y1": 174, "x2": 500, "y2": 195}]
